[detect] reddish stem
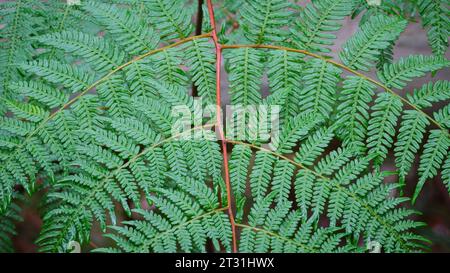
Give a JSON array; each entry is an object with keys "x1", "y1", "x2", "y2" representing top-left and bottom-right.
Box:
[{"x1": 206, "y1": 0, "x2": 237, "y2": 253}]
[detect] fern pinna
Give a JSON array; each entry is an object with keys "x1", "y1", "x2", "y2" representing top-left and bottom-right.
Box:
[{"x1": 0, "y1": 0, "x2": 448, "y2": 253}]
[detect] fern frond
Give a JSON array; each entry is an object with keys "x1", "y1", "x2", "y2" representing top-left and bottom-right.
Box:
[
  {"x1": 0, "y1": 0, "x2": 45, "y2": 108},
  {"x1": 407, "y1": 80, "x2": 450, "y2": 109},
  {"x1": 147, "y1": 48, "x2": 188, "y2": 87},
  {"x1": 37, "y1": 30, "x2": 125, "y2": 73},
  {"x1": 339, "y1": 14, "x2": 407, "y2": 71},
  {"x1": 291, "y1": 0, "x2": 356, "y2": 54},
  {"x1": 271, "y1": 159, "x2": 295, "y2": 203},
  {"x1": 298, "y1": 59, "x2": 341, "y2": 117},
  {"x1": 96, "y1": 74, "x2": 131, "y2": 117},
  {"x1": 229, "y1": 144, "x2": 251, "y2": 218},
  {"x1": 336, "y1": 76, "x2": 376, "y2": 152},
  {"x1": 250, "y1": 151, "x2": 276, "y2": 201},
  {"x1": 267, "y1": 50, "x2": 302, "y2": 117},
  {"x1": 163, "y1": 141, "x2": 189, "y2": 178},
  {"x1": 366, "y1": 93, "x2": 403, "y2": 163},
  {"x1": 433, "y1": 104, "x2": 450, "y2": 129},
  {"x1": 295, "y1": 126, "x2": 334, "y2": 166},
  {"x1": 107, "y1": 116, "x2": 161, "y2": 146},
  {"x1": 0, "y1": 117, "x2": 35, "y2": 137},
  {"x1": 4, "y1": 99, "x2": 49, "y2": 122},
  {"x1": 183, "y1": 39, "x2": 216, "y2": 104},
  {"x1": 314, "y1": 147, "x2": 355, "y2": 176},
  {"x1": 123, "y1": 60, "x2": 157, "y2": 97},
  {"x1": 131, "y1": 96, "x2": 174, "y2": 136},
  {"x1": 394, "y1": 110, "x2": 429, "y2": 183},
  {"x1": 19, "y1": 59, "x2": 95, "y2": 93},
  {"x1": 239, "y1": 0, "x2": 290, "y2": 44},
  {"x1": 414, "y1": 129, "x2": 450, "y2": 203},
  {"x1": 270, "y1": 112, "x2": 324, "y2": 154},
  {"x1": 145, "y1": 0, "x2": 194, "y2": 41},
  {"x1": 0, "y1": 198, "x2": 22, "y2": 253},
  {"x1": 82, "y1": 1, "x2": 159, "y2": 55},
  {"x1": 9, "y1": 80, "x2": 69, "y2": 108},
  {"x1": 378, "y1": 55, "x2": 450, "y2": 89},
  {"x1": 97, "y1": 175, "x2": 231, "y2": 253},
  {"x1": 225, "y1": 48, "x2": 264, "y2": 105},
  {"x1": 417, "y1": 0, "x2": 449, "y2": 57},
  {"x1": 71, "y1": 95, "x2": 102, "y2": 138}
]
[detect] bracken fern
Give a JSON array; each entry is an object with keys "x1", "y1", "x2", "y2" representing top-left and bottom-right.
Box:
[{"x1": 0, "y1": 0, "x2": 448, "y2": 253}]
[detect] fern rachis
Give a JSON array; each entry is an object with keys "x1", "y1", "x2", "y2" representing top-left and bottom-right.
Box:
[{"x1": 0, "y1": 0, "x2": 448, "y2": 253}]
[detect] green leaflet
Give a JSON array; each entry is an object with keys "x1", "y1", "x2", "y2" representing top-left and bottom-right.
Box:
[
  {"x1": 417, "y1": 0, "x2": 450, "y2": 57},
  {"x1": 82, "y1": 1, "x2": 160, "y2": 55},
  {"x1": 340, "y1": 14, "x2": 407, "y2": 71},
  {"x1": 336, "y1": 76, "x2": 376, "y2": 152},
  {"x1": 37, "y1": 30, "x2": 125, "y2": 73},
  {"x1": 225, "y1": 48, "x2": 264, "y2": 105},
  {"x1": 19, "y1": 59, "x2": 95, "y2": 93},
  {"x1": 267, "y1": 50, "x2": 303, "y2": 118},
  {"x1": 298, "y1": 59, "x2": 341, "y2": 117},
  {"x1": 378, "y1": 55, "x2": 450, "y2": 89},
  {"x1": 407, "y1": 80, "x2": 450, "y2": 108},
  {"x1": 414, "y1": 129, "x2": 450, "y2": 203},
  {"x1": 367, "y1": 93, "x2": 403, "y2": 163},
  {"x1": 0, "y1": 196, "x2": 22, "y2": 253},
  {"x1": 145, "y1": 0, "x2": 194, "y2": 41},
  {"x1": 395, "y1": 110, "x2": 429, "y2": 185}
]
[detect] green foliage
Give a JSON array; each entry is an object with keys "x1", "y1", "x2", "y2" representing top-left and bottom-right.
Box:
[
  {"x1": 267, "y1": 50, "x2": 303, "y2": 117},
  {"x1": 37, "y1": 30, "x2": 126, "y2": 73},
  {"x1": 0, "y1": 197, "x2": 22, "y2": 253},
  {"x1": 339, "y1": 14, "x2": 407, "y2": 71},
  {"x1": 291, "y1": 0, "x2": 356, "y2": 54},
  {"x1": 146, "y1": 0, "x2": 194, "y2": 41},
  {"x1": 239, "y1": 0, "x2": 291, "y2": 44},
  {"x1": 415, "y1": 129, "x2": 450, "y2": 202},
  {"x1": 407, "y1": 81, "x2": 450, "y2": 108},
  {"x1": 183, "y1": 39, "x2": 217, "y2": 104},
  {"x1": 367, "y1": 93, "x2": 403, "y2": 163},
  {"x1": 417, "y1": 0, "x2": 449, "y2": 57},
  {"x1": 96, "y1": 175, "x2": 231, "y2": 253},
  {"x1": 0, "y1": 0, "x2": 448, "y2": 253},
  {"x1": 225, "y1": 48, "x2": 264, "y2": 105},
  {"x1": 82, "y1": 1, "x2": 160, "y2": 55},
  {"x1": 0, "y1": 0, "x2": 46, "y2": 112},
  {"x1": 378, "y1": 55, "x2": 450, "y2": 89},
  {"x1": 336, "y1": 76, "x2": 376, "y2": 152},
  {"x1": 298, "y1": 59, "x2": 341, "y2": 117},
  {"x1": 394, "y1": 110, "x2": 429, "y2": 185}
]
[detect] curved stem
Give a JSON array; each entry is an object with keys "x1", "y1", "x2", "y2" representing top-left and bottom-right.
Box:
[
  {"x1": 2, "y1": 32, "x2": 213, "y2": 167},
  {"x1": 221, "y1": 44, "x2": 448, "y2": 133}
]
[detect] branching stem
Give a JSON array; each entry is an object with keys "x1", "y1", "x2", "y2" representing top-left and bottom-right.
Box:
[
  {"x1": 206, "y1": 0, "x2": 237, "y2": 253},
  {"x1": 227, "y1": 139, "x2": 409, "y2": 249}
]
